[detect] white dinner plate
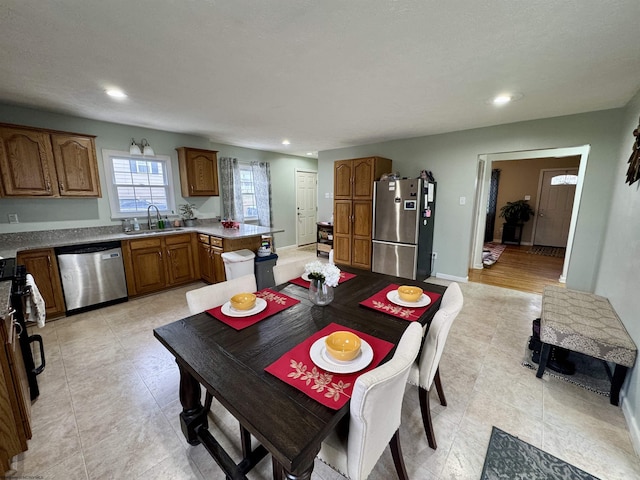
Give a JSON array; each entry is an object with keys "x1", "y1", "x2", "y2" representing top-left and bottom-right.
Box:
[
  {"x1": 221, "y1": 298, "x2": 267, "y2": 318},
  {"x1": 386, "y1": 290, "x2": 431, "y2": 308},
  {"x1": 301, "y1": 273, "x2": 311, "y2": 282},
  {"x1": 309, "y1": 336, "x2": 373, "y2": 374}
]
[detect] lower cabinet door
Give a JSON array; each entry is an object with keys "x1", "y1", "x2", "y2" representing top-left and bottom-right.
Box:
[
  {"x1": 211, "y1": 247, "x2": 226, "y2": 283},
  {"x1": 166, "y1": 242, "x2": 195, "y2": 285},
  {"x1": 130, "y1": 247, "x2": 166, "y2": 294}
]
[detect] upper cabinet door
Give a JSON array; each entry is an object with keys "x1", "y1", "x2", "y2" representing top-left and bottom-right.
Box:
[
  {"x1": 177, "y1": 147, "x2": 219, "y2": 197},
  {"x1": 334, "y1": 159, "x2": 353, "y2": 199},
  {"x1": 50, "y1": 134, "x2": 102, "y2": 197},
  {"x1": 0, "y1": 127, "x2": 58, "y2": 196},
  {"x1": 352, "y1": 158, "x2": 375, "y2": 200}
]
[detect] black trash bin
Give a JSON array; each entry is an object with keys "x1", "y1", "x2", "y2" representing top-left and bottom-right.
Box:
[{"x1": 254, "y1": 253, "x2": 278, "y2": 290}]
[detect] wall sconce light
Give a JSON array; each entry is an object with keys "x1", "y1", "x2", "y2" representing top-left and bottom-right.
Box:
[{"x1": 129, "y1": 138, "x2": 155, "y2": 156}]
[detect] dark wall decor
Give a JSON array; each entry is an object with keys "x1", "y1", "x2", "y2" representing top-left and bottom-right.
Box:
[{"x1": 625, "y1": 116, "x2": 640, "y2": 186}]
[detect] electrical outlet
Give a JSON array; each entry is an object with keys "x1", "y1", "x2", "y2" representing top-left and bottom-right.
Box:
[{"x1": 8, "y1": 213, "x2": 19, "y2": 224}]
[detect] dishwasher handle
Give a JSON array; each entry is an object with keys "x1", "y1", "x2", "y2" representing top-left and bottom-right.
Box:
[{"x1": 55, "y1": 241, "x2": 122, "y2": 256}]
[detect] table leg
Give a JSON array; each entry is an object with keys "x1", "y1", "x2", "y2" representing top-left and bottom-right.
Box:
[
  {"x1": 177, "y1": 360, "x2": 208, "y2": 445},
  {"x1": 283, "y1": 468, "x2": 313, "y2": 480},
  {"x1": 610, "y1": 364, "x2": 628, "y2": 406},
  {"x1": 536, "y1": 343, "x2": 551, "y2": 378}
]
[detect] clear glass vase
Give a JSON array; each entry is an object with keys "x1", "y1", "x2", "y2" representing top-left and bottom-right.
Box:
[{"x1": 308, "y1": 278, "x2": 334, "y2": 306}]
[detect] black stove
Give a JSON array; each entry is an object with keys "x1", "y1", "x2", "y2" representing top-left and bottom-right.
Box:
[{"x1": 8, "y1": 262, "x2": 45, "y2": 401}]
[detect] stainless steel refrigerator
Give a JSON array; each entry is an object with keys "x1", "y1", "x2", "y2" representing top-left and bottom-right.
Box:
[{"x1": 372, "y1": 178, "x2": 436, "y2": 280}]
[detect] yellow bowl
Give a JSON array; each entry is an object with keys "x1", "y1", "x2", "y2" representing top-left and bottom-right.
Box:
[
  {"x1": 397, "y1": 285, "x2": 423, "y2": 302},
  {"x1": 325, "y1": 331, "x2": 361, "y2": 361},
  {"x1": 230, "y1": 293, "x2": 256, "y2": 310}
]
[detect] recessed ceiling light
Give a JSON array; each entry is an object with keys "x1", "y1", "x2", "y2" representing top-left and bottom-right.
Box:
[
  {"x1": 493, "y1": 95, "x2": 512, "y2": 105},
  {"x1": 486, "y1": 92, "x2": 523, "y2": 106},
  {"x1": 282, "y1": 140, "x2": 290, "y2": 145},
  {"x1": 106, "y1": 88, "x2": 127, "y2": 99}
]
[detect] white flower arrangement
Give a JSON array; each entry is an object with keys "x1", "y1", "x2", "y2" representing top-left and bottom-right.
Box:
[{"x1": 304, "y1": 261, "x2": 341, "y2": 287}]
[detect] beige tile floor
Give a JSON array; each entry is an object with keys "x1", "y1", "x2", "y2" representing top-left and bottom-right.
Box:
[{"x1": 8, "y1": 246, "x2": 640, "y2": 479}]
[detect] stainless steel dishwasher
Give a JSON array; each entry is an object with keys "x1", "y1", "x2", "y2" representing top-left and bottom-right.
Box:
[{"x1": 55, "y1": 241, "x2": 128, "y2": 315}]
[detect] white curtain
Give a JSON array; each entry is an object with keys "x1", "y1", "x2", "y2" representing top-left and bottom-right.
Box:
[
  {"x1": 251, "y1": 161, "x2": 272, "y2": 227},
  {"x1": 219, "y1": 157, "x2": 244, "y2": 221}
]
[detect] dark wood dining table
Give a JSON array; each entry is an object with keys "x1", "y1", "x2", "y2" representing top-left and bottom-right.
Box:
[{"x1": 154, "y1": 266, "x2": 446, "y2": 480}]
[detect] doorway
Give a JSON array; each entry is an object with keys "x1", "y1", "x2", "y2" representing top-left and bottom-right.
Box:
[
  {"x1": 295, "y1": 170, "x2": 318, "y2": 246},
  {"x1": 470, "y1": 146, "x2": 590, "y2": 284}
]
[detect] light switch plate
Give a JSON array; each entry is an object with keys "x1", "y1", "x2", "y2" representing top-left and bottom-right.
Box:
[{"x1": 8, "y1": 213, "x2": 19, "y2": 224}]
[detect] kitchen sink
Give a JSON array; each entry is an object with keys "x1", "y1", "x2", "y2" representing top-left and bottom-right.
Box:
[{"x1": 124, "y1": 227, "x2": 184, "y2": 236}]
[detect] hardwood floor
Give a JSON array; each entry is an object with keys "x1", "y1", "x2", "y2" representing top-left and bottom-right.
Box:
[{"x1": 468, "y1": 245, "x2": 565, "y2": 294}]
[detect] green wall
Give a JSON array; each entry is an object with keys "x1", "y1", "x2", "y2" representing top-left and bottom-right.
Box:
[
  {"x1": 0, "y1": 104, "x2": 316, "y2": 248},
  {"x1": 317, "y1": 108, "x2": 623, "y2": 292},
  {"x1": 595, "y1": 90, "x2": 640, "y2": 446}
]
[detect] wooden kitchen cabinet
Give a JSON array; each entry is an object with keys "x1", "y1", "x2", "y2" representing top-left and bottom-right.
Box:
[
  {"x1": 197, "y1": 235, "x2": 231, "y2": 284},
  {"x1": 50, "y1": 134, "x2": 101, "y2": 197},
  {"x1": 123, "y1": 233, "x2": 198, "y2": 296},
  {"x1": 197, "y1": 234, "x2": 262, "y2": 284},
  {"x1": 0, "y1": 309, "x2": 32, "y2": 472},
  {"x1": 0, "y1": 124, "x2": 100, "y2": 198},
  {"x1": 333, "y1": 156, "x2": 392, "y2": 270},
  {"x1": 16, "y1": 248, "x2": 66, "y2": 319},
  {"x1": 176, "y1": 147, "x2": 219, "y2": 197},
  {"x1": 0, "y1": 126, "x2": 57, "y2": 197}
]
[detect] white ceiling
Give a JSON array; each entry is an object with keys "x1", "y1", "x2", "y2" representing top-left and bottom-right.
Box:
[{"x1": 1, "y1": 1, "x2": 639, "y2": 158}]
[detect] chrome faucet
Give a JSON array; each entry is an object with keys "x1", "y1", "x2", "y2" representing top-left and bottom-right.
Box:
[{"x1": 147, "y1": 205, "x2": 161, "y2": 229}]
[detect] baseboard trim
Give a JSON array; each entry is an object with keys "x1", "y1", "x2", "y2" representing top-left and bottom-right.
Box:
[
  {"x1": 621, "y1": 390, "x2": 640, "y2": 457},
  {"x1": 435, "y1": 272, "x2": 468, "y2": 283}
]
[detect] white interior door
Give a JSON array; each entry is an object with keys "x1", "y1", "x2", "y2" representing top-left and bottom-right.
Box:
[
  {"x1": 534, "y1": 169, "x2": 578, "y2": 247},
  {"x1": 296, "y1": 170, "x2": 317, "y2": 246}
]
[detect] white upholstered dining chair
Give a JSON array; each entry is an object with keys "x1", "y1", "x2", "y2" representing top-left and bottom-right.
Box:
[
  {"x1": 406, "y1": 282, "x2": 463, "y2": 450},
  {"x1": 272, "y1": 258, "x2": 309, "y2": 285},
  {"x1": 185, "y1": 273, "x2": 258, "y2": 414},
  {"x1": 185, "y1": 273, "x2": 257, "y2": 315},
  {"x1": 317, "y1": 322, "x2": 423, "y2": 480}
]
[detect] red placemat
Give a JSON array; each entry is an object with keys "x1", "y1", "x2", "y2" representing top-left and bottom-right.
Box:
[
  {"x1": 265, "y1": 323, "x2": 394, "y2": 410},
  {"x1": 206, "y1": 288, "x2": 300, "y2": 331},
  {"x1": 289, "y1": 271, "x2": 357, "y2": 288},
  {"x1": 359, "y1": 284, "x2": 441, "y2": 321}
]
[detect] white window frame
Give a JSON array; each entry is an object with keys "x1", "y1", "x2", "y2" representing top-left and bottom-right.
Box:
[
  {"x1": 239, "y1": 163, "x2": 258, "y2": 221},
  {"x1": 102, "y1": 149, "x2": 176, "y2": 219}
]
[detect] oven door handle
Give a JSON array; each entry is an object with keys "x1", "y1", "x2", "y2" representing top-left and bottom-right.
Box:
[{"x1": 28, "y1": 334, "x2": 45, "y2": 375}]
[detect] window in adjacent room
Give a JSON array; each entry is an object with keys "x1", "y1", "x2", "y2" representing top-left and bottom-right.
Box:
[{"x1": 102, "y1": 149, "x2": 176, "y2": 219}]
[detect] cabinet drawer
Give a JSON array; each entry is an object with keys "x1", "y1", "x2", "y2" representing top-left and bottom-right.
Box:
[
  {"x1": 128, "y1": 238, "x2": 162, "y2": 250},
  {"x1": 164, "y1": 233, "x2": 192, "y2": 245},
  {"x1": 198, "y1": 234, "x2": 210, "y2": 245},
  {"x1": 210, "y1": 236, "x2": 223, "y2": 248}
]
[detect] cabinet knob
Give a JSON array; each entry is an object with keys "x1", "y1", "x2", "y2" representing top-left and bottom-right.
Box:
[
  {"x1": 46, "y1": 181, "x2": 51, "y2": 191},
  {"x1": 59, "y1": 182, "x2": 65, "y2": 191}
]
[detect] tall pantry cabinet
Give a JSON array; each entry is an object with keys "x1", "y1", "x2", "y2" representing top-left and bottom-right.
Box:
[{"x1": 333, "y1": 156, "x2": 392, "y2": 270}]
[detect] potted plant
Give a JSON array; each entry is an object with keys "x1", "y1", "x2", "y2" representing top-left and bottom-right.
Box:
[
  {"x1": 179, "y1": 203, "x2": 197, "y2": 227},
  {"x1": 499, "y1": 200, "x2": 534, "y2": 225}
]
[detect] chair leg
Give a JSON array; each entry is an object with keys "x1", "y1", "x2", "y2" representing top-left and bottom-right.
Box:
[
  {"x1": 433, "y1": 367, "x2": 447, "y2": 407},
  {"x1": 418, "y1": 385, "x2": 437, "y2": 450},
  {"x1": 389, "y1": 429, "x2": 409, "y2": 480}
]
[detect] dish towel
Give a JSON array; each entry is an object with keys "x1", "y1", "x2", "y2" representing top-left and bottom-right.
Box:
[{"x1": 25, "y1": 274, "x2": 46, "y2": 327}]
